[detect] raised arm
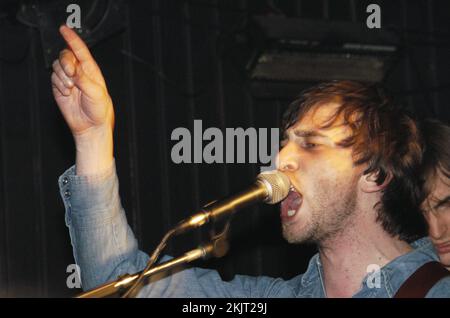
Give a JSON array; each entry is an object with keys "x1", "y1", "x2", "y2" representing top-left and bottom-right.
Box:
[{"x1": 53, "y1": 26, "x2": 149, "y2": 290}]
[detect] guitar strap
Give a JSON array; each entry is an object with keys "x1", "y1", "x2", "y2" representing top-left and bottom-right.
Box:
[{"x1": 394, "y1": 261, "x2": 450, "y2": 298}]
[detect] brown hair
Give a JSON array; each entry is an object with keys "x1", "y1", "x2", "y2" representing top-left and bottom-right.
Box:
[
  {"x1": 419, "y1": 119, "x2": 450, "y2": 207},
  {"x1": 282, "y1": 80, "x2": 426, "y2": 242}
]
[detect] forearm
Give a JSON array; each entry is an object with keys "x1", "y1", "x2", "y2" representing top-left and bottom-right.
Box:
[
  {"x1": 59, "y1": 161, "x2": 149, "y2": 291},
  {"x1": 73, "y1": 125, "x2": 114, "y2": 176}
]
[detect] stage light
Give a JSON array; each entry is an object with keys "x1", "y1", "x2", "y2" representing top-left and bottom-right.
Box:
[{"x1": 246, "y1": 16, "x2": 400, "y2": 99}]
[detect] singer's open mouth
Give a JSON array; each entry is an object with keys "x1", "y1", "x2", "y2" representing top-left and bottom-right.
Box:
[{"x1": 280, "y1": 185, "x2": 303, "y2": 221}]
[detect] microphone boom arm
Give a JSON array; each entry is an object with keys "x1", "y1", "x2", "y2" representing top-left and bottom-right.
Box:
[{"x1": 76, "y1": 236, "x2": 229, "y2": 298}]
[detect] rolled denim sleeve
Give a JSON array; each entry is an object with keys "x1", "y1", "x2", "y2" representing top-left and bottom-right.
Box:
[{"x1": 58, "y1": 161, "x2": 149, "y2": 291}]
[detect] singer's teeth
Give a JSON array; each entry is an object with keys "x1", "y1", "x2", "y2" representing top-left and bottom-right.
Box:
[{"x1": 287, "y1": 210, "x2": 296, "y2": 217}]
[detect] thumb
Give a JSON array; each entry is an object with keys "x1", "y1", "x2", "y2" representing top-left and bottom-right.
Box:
[{"x1": 72, "y1": 63, "x2": 104, "y2": 100}]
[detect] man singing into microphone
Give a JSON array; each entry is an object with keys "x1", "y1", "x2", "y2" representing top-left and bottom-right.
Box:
[{"x1": 53, "y1": 26, "x2": 450, "y2": 297}]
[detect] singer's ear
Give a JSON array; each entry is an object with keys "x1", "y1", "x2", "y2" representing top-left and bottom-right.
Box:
[{"x1": 360, "y1": 169, "x2": 393, "y2": 193}]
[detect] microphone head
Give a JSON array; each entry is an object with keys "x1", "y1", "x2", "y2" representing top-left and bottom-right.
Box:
[{"x1": 256, "y1": 170, "x2": 291, "y2": 204}]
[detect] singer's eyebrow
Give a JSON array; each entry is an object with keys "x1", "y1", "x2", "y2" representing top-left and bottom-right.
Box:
[{"x1": 293, "y1": 129, "x2": 327, "y2": 138}]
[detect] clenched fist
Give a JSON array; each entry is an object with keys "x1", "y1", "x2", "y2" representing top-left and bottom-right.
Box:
[{"x1": 52, "y1": 25, "x2": 114, "y2": 175}]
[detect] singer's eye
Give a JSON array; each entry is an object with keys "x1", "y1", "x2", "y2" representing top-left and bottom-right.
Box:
[{"x1": 301, "y1": 142, "x2": 318, "y2": 149}]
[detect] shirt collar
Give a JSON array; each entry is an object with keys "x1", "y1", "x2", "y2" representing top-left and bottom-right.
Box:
[{"x1": 289, "y1": 253, "x2": 326, "y2": 297}]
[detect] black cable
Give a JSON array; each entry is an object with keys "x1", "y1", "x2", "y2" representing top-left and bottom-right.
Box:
[
  {"x1": 120, "y1": 1, "x2": 252, "y2": 100},
  {"x1": 121, "y1": 226, "x2": 178, "y2": 298},
  {"x1": 121, "y1": 49, "x2": 212, "y2": 99},
  {"x1": 120, "y1": 208, "x2": 233, "y2": 298}
]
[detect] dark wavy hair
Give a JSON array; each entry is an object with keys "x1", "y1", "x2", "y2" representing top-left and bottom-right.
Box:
[
  {"x1": 281, "y1": 80, "x2": 427, "y2": 242},
  {"x1": 418, "y1": 119, "x2": 450, "y2": 209}
]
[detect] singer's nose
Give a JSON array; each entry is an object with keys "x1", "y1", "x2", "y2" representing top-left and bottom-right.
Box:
[
  {"x1": 277, "y1": 142, "x2": 299, "y2": 172},
  {"x1": 426, "y1": 211, "x2": 447, "y2": 241}
]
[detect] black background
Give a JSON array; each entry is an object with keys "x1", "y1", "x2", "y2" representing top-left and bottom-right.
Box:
[{"x1": 0, "y1": 0, "x2": 449, "y2": 297}]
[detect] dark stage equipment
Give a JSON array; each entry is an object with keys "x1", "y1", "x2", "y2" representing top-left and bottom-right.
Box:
[
  {"x1": 245, "y1": 16, "x2": 400, "y2": 99},
  {"x1": 16, "y1": 0, "x2": 125, "y2": 67}
]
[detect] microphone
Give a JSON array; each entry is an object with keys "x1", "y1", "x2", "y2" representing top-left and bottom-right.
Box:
[{"x1": 174, "y1": 170, "x2": 291, "y2": 234}]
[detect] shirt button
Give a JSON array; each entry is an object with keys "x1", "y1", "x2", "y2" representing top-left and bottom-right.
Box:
[
  {"x1": 64, "y1": 189, "x2": 71, "y2": 198},
  {"x1": 62, "y1": 177, "x2": 69, "y2": 185}
]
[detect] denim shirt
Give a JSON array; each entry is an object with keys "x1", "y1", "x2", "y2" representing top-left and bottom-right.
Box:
[{"x1": 58, "y1": 162, "x2": 450, "y2": 297}]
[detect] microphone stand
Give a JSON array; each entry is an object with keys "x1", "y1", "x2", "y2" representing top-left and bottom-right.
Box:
[{"x1": 75, "y1": 234, "x2": 229, "y2": 298}]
